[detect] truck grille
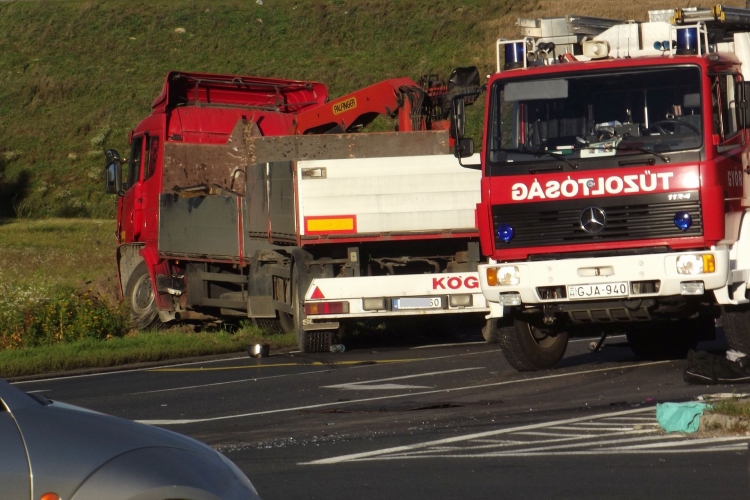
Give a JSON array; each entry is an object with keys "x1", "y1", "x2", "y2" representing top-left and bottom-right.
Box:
[{"x1": 493, "y1": 193, "x2": 702, "y2": 248}]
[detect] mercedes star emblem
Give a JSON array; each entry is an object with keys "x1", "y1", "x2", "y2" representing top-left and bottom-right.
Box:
[{"x1": 580, "y1": 207, "x2": 606, "y2": 233}]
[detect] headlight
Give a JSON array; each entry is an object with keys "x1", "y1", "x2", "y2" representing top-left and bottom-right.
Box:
[
  {"x1": 486, "y1": 266, "x2": 520, "y2": 286},
  {"x1": 676, "y1": 254, "x2": 715, "y2": 275}
]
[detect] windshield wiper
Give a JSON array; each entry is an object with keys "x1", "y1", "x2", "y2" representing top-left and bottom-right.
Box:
[
  {"x1": 575, "y1": 137, "x2": 671, "y2": 164},
  {"x1": 494, "y1": 148, "x2": 579, "y2": 171},
  {"x1": 614, "y1": 145, "x2": 671, "y2": 164}
]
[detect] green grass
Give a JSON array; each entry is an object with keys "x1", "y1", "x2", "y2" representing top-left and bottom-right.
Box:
[
  {"x1": 0, "y1": 0, "x2": 740, "y2": 218},
  {"x1": 710, "y1": 398, "x2": 750, "y2": 419},
  {"x1": 0, "y1": 325, "x2": 297, "y2": 379},
  {"x1": 0, "y1": 0, "x2": 514, "y2": 219}
]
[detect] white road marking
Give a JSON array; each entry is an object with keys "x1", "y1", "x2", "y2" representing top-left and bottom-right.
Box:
[
  {"x1": 548, "y1": 425, "x2": 634, "y2": 432},
  {"x1": 410, "y1": 341, "x2": 486, "y2": 349},
  {"x1": 612, "y1": 436, "x2": 750, "y2": 450},
  {"x1": 301, "y1": 404, "x2": 748, "y2": 464},
  {"x1": 513, "y1": 431, "x2": 591, "y2": 438},
  {"x1": 133, "y1": 368, "x2": 337, "y2": 395},
  {"x1": 570, "y1": 334, "x2": 626, "y2": 343},
  {"x1": 328, "y1": 383, "x2": 433, "y2": 390},
  {"x1": 363, "y1": 446, "x2": 748, "y2": 459},
  {"x1": 12, "y1": 354, "x2": 250, "y2": 384},
  {"x1": 483, "y1": 433, "x2": 681, "y2": 456},
  {"x1": 115, "y1": 350, "x2": 501, "y2": 395},
  {"x1": 301, "y1": 407, "x2": 655, "y2": 465},
  {"x1": 322, "y1": 367, "x2": 482, "y2": 390},
  {"x1": 138, "y1": 361, "x2": 670, "y2": 425},
  {"x1": 606, "y1": 416, "x2": 655, "y2": 422},
  {"x1": 565, "y1": 422, "x2": 638, "y2": 427},
  {"x1": 25, "y1": 389, "x2": 50, "y2": 394}
]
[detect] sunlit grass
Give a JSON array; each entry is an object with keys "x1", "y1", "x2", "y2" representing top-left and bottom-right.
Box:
[{"x1": 0, "y1": 325, "x2": 297, "y2": 379}]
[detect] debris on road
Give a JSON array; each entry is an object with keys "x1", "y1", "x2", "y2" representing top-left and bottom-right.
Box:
[{"x1": 656, "y1": 402, "x2": 711, "y2": 433}]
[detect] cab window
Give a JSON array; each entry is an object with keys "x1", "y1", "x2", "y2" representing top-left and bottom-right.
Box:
[
  {"x1": 126, "y1": 136, "x2": 144, "y2": 190},
  {"x1": 143, "y1": 136, "x2": 159, "y2": 182},
  {"x1": 712, "y1": 73, "x2": 742, "y2": 142}
]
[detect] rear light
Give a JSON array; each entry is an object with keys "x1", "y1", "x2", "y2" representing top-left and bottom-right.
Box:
[
  {"x1": 363, "y1": 297, "x2": 387, "y2": 311},
  {"x1": 41, "y1": 494, "x2": 61, "y2": 500},
  {"x1": 305, "y1": 301, "x2": 350, "y2": 315},
  {"x1": 449, "y1": 294, "x2": 473, "y2": 307}
]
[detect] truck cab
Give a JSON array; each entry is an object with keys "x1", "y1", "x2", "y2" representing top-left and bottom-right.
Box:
[{"x1": 464, "y1": 7, "x2": 750, "y2": 370}]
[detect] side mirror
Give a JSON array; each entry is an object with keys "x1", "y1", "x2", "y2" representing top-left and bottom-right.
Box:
[
  {"x1": 450, "y1": 98, "x2": 466, "y2": 140},
  {"x1": 104, "y1": 149, "x2": 123, "y2": 195},
  {"x1": 455, "y1": 138, "x2": 475, "y2": 159}
]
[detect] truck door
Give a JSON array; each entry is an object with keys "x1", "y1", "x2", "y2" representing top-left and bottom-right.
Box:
[
  {"x1": 120, "y1": 135, "x2": 145, "y2": 243},
  {"x1": 140, "y1": 134, "x2": 162, "y2": 244},
  {"x1": 711, "y1": 73, "x2": 746, "y2": 240}
]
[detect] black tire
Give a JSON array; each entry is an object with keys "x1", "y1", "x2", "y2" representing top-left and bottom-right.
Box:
[
  {"x1": 498, "y1": 317, "x2": 568, "y2": 371},
  {"x1": 626, "y1": 318, "x2": 702, "y2": 359},
  {"x1": 124, "y1": 261, "x2": 161, "y2": 330},
  {"x1": 254, "y1": 318, "x2": 284, "y2": 334},
  {"x1": 290, "y1": 263, "x2": 332, "y2": 353},
  {"x1": 722, "y1": 304, "x2": 750, "y2": 354},
  {"x1": 482, "y1": 319, "x2": 499, "y2": 343}
]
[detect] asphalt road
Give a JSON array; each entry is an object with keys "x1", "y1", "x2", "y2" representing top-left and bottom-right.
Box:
[{"x1": 14, "y1": 330, "x2": 750, "y2": 499}]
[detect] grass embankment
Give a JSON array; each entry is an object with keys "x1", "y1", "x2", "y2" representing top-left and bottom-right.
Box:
[
  {"x1": 0, "y1": 328, "x2": 295, "y2": 379},
  {"x1": 1, "y1": 0, "x2": 740, "y2": 219},
  {"x1": 0, "y1": 218, "x2": 295, "y2": 377}
]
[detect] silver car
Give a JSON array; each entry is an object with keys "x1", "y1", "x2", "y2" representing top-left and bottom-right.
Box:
[{"x1": 0, "y1": 378, "x2": 261, "y2": 500}]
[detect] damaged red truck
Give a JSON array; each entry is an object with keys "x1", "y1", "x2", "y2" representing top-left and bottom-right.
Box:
[
  {"x1": 105, "y1": 69, "x2": 489, "y2": 352},
  {"x1": 461, "y1": 6, "x2": 750, "y2": 370}
]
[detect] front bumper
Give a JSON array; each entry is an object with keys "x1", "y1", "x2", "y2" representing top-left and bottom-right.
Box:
[
  {"x1": 303, "y1": 272, "x2": 489, "y2": 321},
  {"x1": 478, "y1": 249, "x2": 730, "y2": 317}
]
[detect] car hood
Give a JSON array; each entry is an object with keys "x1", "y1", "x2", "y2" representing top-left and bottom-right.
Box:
[{"x1": 12, "y1": 399, "x2": 218, "y2": 499}]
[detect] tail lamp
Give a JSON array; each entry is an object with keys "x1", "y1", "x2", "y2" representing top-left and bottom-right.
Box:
[{"x1": 304, "y1": 301, "x2": 349, "y2": 315}]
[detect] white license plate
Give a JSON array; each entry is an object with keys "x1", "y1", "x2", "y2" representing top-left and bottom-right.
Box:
[
  {"x1": 393, "y1": 297, "x2": 442, "y2": 310},
  {"x1": 567, "y1": 282, "x2": 628, "y2": 300}
]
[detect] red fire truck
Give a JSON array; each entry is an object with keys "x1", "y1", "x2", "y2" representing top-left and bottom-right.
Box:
[
  {"x1": 456, "y1": 6, "x2": 750, "y2": 370},
  {"x1": 105, "y1": 69, "x2": 488, "y2": 352}
]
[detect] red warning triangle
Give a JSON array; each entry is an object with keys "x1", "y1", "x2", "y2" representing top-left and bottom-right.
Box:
[{"x1": 310, "y1": 286, "x2": 325, "y2": 299}]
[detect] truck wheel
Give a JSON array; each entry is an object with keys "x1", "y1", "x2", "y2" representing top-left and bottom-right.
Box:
[
  {"x1": 482, "y1": 319, "x2": 499, "y2": 343},
  {"x1": 124, "y1": 262, "x2": 160, "y2": 330},
  {"x1": 290, "y1": 263, "x2": 332, "y2": 353},
  {"x1": 722, "y1": 304, "x2": 750, "y2": 354},
  {"x1": 498, "y1": 317, "x2": 568, "y2": 371},
  {"x1": 254, "y1": 318, "x2": 284, "y2": 334},
  {"x1": 625, "y1": 319, "x2": 701, "y2": 359}
]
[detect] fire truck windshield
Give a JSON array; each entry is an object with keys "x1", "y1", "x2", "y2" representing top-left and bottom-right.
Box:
[{"x1": 487, "y1": 65, "x2": 703, "y2": 174}]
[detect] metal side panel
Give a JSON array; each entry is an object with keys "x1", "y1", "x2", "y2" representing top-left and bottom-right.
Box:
[
  {"x1": 297, "y1": 154, "x2": 481, "y2": 236},
  {"x1": 245, "y1": 163, "x2": 269, "y2": 240},
  {"x1": 269, "y1": 161, "x2": 296, "y2": 241},
  {"x1": 158, "y1": 194, "x2": 240, "y2": 258},
  {"x1": 162, "y1": 142, "x2": 246, "y2": 195},
  {"x1": 244, "y1": 130, "x2": 449, "y2": 164}
]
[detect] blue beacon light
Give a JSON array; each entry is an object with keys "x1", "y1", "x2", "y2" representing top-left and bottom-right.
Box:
[
  {"x1": 676, "y1": 27, "x2": 699, "y2": 55},
  {"x1": 497, "y1": 224, "x2": 515, "y2": 243},
  {"x1": 504, "y1": 42, "x2": 525, "y2": 70},
  {"x1": 674, "y1": 212, "x2": 692, "y2": 231}
]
